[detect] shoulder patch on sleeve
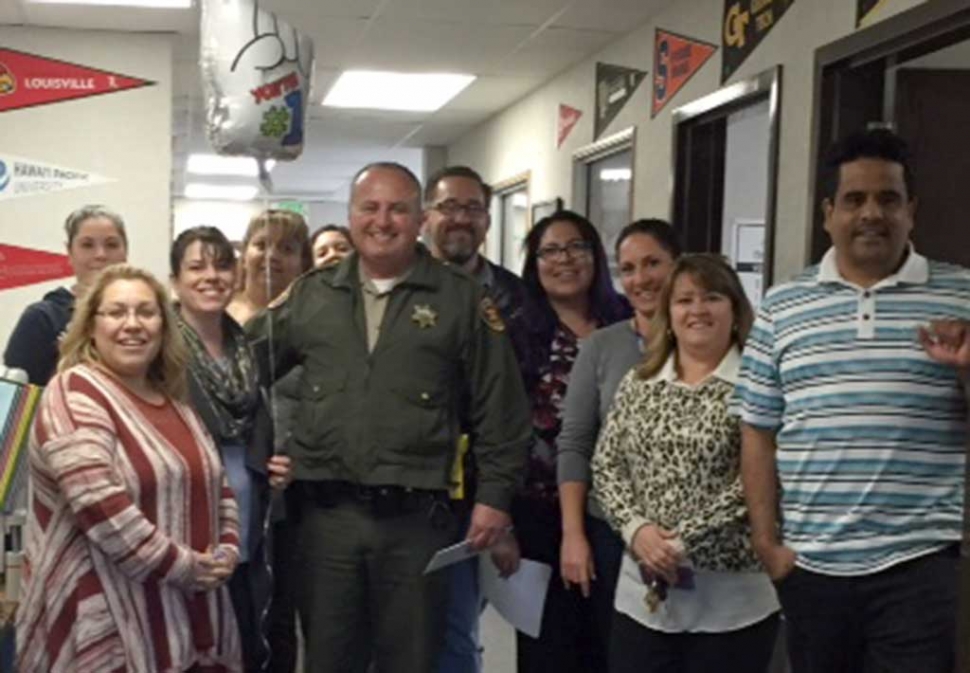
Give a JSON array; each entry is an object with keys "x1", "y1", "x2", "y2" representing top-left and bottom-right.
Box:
[{"x1": 480, "y1": 296, "x2": 505, "y2": 333}]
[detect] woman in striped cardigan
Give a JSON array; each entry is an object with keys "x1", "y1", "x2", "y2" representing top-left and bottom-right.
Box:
[{"x1": 17, "y1": 264, "x2": 242, "y2": 673}]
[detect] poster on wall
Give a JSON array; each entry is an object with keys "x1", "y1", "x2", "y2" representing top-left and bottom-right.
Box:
[
  {"x1": 721, "y1": 0, "x2": 795, "y2": 83},
  {"x1": 0, "y1": 48, "x2": 154, "y2": 113},
  {"x1": 732, "y1": 218, "x2": 766, "y2": 310},
  {"x1": 856, "y1": 0, "x2": 887, "y2": 27},
  {"x1": 0, "y1": 244, "x2": 74, "y2": 291},
  {"x1": 557, "y1": 104, "x2": 583, "y2": 148},
  {"x1": 653, "y1": 29, "x2": 718, "y2": 117},
  {"x1": 594, "y1": 62, "x2": 647, "y2": 140},
  {"x1": 0, "y1": 154, "x2": 115, "y2": 202}
]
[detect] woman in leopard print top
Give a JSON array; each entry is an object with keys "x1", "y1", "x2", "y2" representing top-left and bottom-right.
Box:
[{"x1": 592, "y1": 254, "x2": 780, "y2": 673}]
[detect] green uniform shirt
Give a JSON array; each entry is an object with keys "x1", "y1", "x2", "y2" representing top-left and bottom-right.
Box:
[{"x1": 247, "y1": 245, "x2": 531, "y2": 512}]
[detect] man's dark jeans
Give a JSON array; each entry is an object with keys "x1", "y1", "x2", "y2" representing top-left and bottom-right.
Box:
[{"x1": 776, "y1": 544, "x2": 959, "y2": 673}]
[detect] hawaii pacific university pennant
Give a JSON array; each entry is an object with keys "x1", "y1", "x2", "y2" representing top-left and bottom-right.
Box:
[
  {"x1": 721, "y1": 0, "x2": 795, "y2": 83},
  {"x1": 653, "y1": 29, "x2": 718, "y2": 117},
  {"x1": 594, "y1": 62, "x2": 647, "y2": 140},
  {"x1": 0, "y1": 47, "x2": 154, "y2": 113}
]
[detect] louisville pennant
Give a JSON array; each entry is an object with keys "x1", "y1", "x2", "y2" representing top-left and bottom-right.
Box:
[
  {"x1": 0, "y1": 154, "x2": 115, "y2": 202},
  {"x1": 857, "y1": 0, "x2": 888, "y2": 27},
  {"x1": 557, "y1": 104, "x2": 583, "y2": 148},
  {"x1": 722, "y1": 0, "x2": 795, "y2": 83},
  {"x1": 653, "y1": 29, "x2": 717, "y2": 117},
  {"x1": 0, "y1": 47, "x2": 154, "y2": 113},
  {"x1": 595, "y1": 62, "x2": 647, "y2": 139},
  {"x1": 0, "y1": 244, "x2": 74, "y2": 291}
]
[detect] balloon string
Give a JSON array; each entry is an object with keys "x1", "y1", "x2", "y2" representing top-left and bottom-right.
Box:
[{"x1": 257, "y1": 158, "x2": 276, "y2": 673}]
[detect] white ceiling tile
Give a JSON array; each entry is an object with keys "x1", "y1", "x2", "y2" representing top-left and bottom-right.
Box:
[
  {"x1": 13, "y1": 0, "x2": 674, "y2": 200},
  {"x1": 353, "y1": 19, "x2": 535, "y2": 72},
  {"x1": 381, "y1": 0, "x2": 567, "y2": 26},
  {"x1": 553, "y1": 0, "x2": 670, "y2": 33},
  {"x1": 259, "y1": 0, "x2": 384, "y2": 20}
]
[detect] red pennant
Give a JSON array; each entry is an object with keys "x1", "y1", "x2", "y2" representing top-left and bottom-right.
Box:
[
  {"x1": 557, "y1": 104, "x2": 583, "y2": 148},
  {"x1": 0, "y1": 244, "x2": 73, "y2": 291},
  {"x1": 0, "y1": 48, "x2": 154, "y2": 113},
  {"x1": 652, "y1": 29, "x2": 717, "y2": 117}
]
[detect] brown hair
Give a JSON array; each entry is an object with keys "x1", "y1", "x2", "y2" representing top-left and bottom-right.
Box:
[
  {"x1": 58, "y1": 264, "x2": 189, "y2": 400},
  {"x1": 638, "y1": 254, "x2": 754, "y2": 380},
  {"x1": 64, "y1": 204, "x2": 128, "y2": 249},
  {"x1": 241, "y1": 209, "x2": 313, "y2": 273}
]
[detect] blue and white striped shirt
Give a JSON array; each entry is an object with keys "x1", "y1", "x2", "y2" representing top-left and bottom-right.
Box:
[{"x1": 735, "y1": 247, "x2": 970, "y2": 575}]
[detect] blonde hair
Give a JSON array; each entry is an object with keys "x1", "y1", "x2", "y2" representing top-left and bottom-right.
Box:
[
  {"x1": 638, "y1": 254, "x2": 754, "y2": 380},
  {"x1": 58, "y1": 264, "x2": 189, "y2": 401}
]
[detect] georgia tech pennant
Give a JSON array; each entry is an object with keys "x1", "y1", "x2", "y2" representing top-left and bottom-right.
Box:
[
  {"x1": 721, "y1": 0, "x2": 794, "y2": 83},
  {"x1": 0, "y1": 244, "x2": 74, "y2": 291},
  {"x1": 653, "y1": 29, "x2": 717, "y2": 117},
  {"x1": 857, "y1": 0, "x2": 888, "y2": 27},
  {"x1": 594, "y1": 62, "x2": 647, "y2": 140},
  {"x1": 557, "y1": 104, "x2": 583, "y2": 148},
  {"x1": 0, "y1": 47, "x2": 154, "y2": 113}
]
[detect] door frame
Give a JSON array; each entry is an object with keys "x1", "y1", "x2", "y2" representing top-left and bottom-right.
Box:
[
  {"x1": 571, "y1": 126, "x2": 636, "y2": 217},
  {"x1": 670, "y1": 65, "x2": 782, "y2": 290},
  {"x1": 809, "y1": 0, "x2": 970, "y2": 261}
]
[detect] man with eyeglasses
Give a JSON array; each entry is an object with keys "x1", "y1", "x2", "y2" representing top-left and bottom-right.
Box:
[
  {"x1": 424, "y1": 165, "x2": 527, "y2": 329},
  {"x1": 424, "y1": 165, "x2": 529, "y2": 673}
]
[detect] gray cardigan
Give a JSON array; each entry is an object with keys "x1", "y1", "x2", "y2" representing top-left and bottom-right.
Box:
[{"x1": 557, "y1": 319, "x2": 642, "y2": 519}]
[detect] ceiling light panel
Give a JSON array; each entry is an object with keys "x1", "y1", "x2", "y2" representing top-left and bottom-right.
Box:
[
  {"x1": 27, "y1": 0, "x2": 191, "y2": 7},
  {"x1": 323, "y1": 70, "x2": 476, "y2": 112},
  {"x1": 184, "y1": 184, "x2": 259, "y2": 201},
  {"x1": 187, "y1": 154, "x2": 275, "y2": 177}
]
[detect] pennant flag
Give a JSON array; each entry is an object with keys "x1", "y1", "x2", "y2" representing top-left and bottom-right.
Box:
[
  {"x1": 557, "y1": 104, "x2": 583, "y2": 148},
  {"x1": 857, "y1": 0, "x2": 888, "y2": 27},
  {"x1": 594, "y1": 63, "x2": 647, "y2": 139},
  {"x1": 0, "y1": 153, "x2": 116, "y2": 203},
  {"x1": 0, "y1": 244, "x2": 74, "y2": 292},
  {"x1": 0, "y1": 47, "x2": 154, "y2": 113},
  {"x1": 653, "y1": 29, "x2": 718, "y2": 117},
  {"x1": 722, "y1": 0, "x2": 795, "y2": 83}
]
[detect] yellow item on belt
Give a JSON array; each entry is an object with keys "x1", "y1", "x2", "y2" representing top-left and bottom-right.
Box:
[{"x1": 449, "y1": 433, "x2": 470, "y2": 500}]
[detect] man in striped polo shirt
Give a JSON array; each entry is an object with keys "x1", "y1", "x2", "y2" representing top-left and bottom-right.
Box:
[{"x1": 736, "y1": 128, "x2": 970, "y2": 673}]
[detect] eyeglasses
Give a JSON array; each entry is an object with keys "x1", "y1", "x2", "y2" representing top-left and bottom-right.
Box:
[
  {"x1": 431, "y1": 201, "x2": 488, "y2": 218},
  {"x1": 536, "y1": 240, "x2": 593, "y2": 261},
  {"x1": 95, "y1": 305, "x2": 162, "y2": 324}
]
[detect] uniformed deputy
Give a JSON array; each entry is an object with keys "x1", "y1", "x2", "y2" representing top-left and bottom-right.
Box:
[{"x1": 247, "y1": 161, "x2": 531, "y2": 673}]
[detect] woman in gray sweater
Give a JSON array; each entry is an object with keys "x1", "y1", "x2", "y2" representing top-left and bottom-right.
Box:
[{"x1": 557, "y1": 219, "x2": 679, "y2": 660}]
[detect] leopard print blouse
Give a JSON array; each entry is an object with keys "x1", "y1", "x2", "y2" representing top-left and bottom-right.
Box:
[{"x1": 591, "y1": 365, "x2": 761, "y2": 572}]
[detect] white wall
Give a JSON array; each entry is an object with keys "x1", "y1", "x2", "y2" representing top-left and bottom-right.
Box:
[
  {"x1": 448, "y1": 0, "x2": 928, "y2": 283},
  {"x1": 0, "y1": 26, "x2": 173, "y2": 349},
  {"x1": 173, "y1": 198, "x2": 350, "y2": 243}
]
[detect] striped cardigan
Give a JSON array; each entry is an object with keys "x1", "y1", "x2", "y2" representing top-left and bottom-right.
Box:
[{"x1": 17, "y1": 365, "x2": 242, "y2": 672}]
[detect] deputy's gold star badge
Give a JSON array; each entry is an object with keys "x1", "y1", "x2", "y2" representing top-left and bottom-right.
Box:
[{"x1": 411, "y1": 304, "x2": 438, "y2": 328}]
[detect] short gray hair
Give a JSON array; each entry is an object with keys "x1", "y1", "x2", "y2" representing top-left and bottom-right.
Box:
[{"x1": 64, "y1": 205, "x2": 128, "y2": 248}]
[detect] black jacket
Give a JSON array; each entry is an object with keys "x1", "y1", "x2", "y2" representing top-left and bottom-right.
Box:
[{"x1": 4, "y1": 286, "x2": 74, "y2": 385}]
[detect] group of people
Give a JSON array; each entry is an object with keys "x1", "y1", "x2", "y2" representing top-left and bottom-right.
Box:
[{"x1": 4, "y1": 127, "x2": 968, "y2": 673}]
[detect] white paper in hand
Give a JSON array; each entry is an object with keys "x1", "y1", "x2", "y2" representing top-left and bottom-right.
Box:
[
  {"x1": 423, "y1": 539, "x2": 481, "y2": 575},
  {"x1": 479, "y1": 557, "x2": 552, "y2": 638}
]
